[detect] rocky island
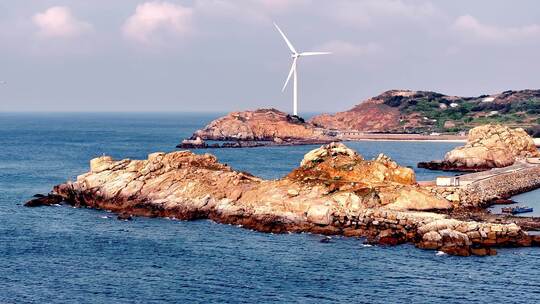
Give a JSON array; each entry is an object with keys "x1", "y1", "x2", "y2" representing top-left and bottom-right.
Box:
[
  {"x1": 27, "y1": 142, "x2": 540, "y2": 256},
  {"x1": 179, "y1": 108, "x2": 334, "y2": 148},
  {"x1": 419, "y1": 124, "x2": 540, "y2": 171},
  {"x1": 181, "y1": 89, "x2": 540, "y2": 148}
]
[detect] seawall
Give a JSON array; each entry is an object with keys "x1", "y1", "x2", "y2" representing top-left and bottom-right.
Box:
[{"x1": 427, "y1": 162, "x2": 540, "y2": 208}]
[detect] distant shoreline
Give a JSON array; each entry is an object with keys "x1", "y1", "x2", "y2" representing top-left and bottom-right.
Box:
[
  {"x1": 337, "y1": 133, "x2": 467, "y2": 143},
  {"x1": 339, "y1": 133, "x2": 540, "y2": 147}
]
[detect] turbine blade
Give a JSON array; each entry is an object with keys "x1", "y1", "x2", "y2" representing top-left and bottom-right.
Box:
[
  {"x1": 282, "y1": 58, "x2": 297, "y2": 92},
  {"x1": 300, "y1": 52, "x2": 332, "y2": 56},
  {"x1": 274, "y1": 23, "x2": 297, "y2": 54}
]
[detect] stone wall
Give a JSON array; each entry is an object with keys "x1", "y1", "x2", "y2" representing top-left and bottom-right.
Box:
[
  {"x1": 326, "y1": 207, "x2": 529, "y2": 256},
  {"x1": 460, "y1": 166, "x2": 540, "y2": 207},
  {"x1": 425, "y1": 165, "x2": 540, "y2": 208}
]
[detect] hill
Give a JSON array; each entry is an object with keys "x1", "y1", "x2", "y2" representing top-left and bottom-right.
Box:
[{"x1": 310, "y1": 89, "x2": 540, "y2": 134}]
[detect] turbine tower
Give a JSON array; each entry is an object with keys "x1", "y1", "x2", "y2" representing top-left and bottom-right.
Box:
[{"x1": 274, "y1": 23, "x2": 330, "y2": 117}]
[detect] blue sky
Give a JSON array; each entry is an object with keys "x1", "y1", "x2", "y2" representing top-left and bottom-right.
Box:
[{"x1": 1, "y1": 0, "x2": 539, "y2": 113}]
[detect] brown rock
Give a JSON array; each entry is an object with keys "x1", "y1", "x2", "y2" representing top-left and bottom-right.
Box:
[
  {"x1": 306, "y1": 204, "x2": 332, "y2": 226},
  {"x1": 310, "y1": 100, "x2": 401, "y2": 132},
  {"x1": 191, "y1": 108, "x2": 333, "y2": 142},
  {"x1": 442, "y1": 124, "x2": 539, "y2": 170},
  {"x1": 90, "y1": 156, "x2": 114, "y2": 173}
]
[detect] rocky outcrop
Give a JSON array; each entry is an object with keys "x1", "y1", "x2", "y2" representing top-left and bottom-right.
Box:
[
  {"x1": 190, "y1": 108, "x2": 333, "y2": 142},
  {"x1": 179, "y1": 137, "x2": 206, "y2": 148},
  {"x1": 23, "y1": 193, "x2": 63, "y2": 207},
  {"x1": 27, "y1": 142, "x2": 538, "y2": 256},
  {"x1": 419, "y1": 124, "x2": 540, "y2": 171}
]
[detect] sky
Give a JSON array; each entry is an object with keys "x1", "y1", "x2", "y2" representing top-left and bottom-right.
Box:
[{"x1": 0, "y1": 0, "x2": 539, "y2": 113}]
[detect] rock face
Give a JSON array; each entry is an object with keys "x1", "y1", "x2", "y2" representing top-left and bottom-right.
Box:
[
  {"x1": 310, "y1": 99, "x2": 401, "y2": 132},
  {"x1": 191, "y1": 108, "x2": 333, "y2": 142},
  {"x1": 26, "y1": 142, "x2": 539, "y2": 256},
  {"x1": 419, "y1": 124, "x2": 540, "y2": 171}
]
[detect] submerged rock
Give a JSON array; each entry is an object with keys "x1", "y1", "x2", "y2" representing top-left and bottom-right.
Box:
[
  {"x1": 117, "y1": 213, "x2": 133, "y2": 221},
  {"x1": 24, "y1": 193, "x2": 63, "y2": 207}
]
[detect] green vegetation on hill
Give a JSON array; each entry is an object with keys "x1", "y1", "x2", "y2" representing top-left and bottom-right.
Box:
[{"x1": 381, "y1": 90, "x2": 540, "y2": 134}]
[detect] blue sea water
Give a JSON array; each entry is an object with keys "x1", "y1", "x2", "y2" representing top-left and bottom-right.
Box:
[{"x1": 1, "y1": 113, "x2": 540, "y2": 304}]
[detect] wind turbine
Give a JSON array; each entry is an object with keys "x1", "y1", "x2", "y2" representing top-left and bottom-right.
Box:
[{"x1": 274, "y1": 23, "x2": 331, "y2": 117}]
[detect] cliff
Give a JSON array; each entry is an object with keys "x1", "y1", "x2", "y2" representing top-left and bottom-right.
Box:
[{"x1": 27, "y1": 143, "x2": 538, "y2": 256}]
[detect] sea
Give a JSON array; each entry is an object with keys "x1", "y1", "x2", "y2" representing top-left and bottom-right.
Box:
[{"x1": 1, "y1": 113, "x2": 540, "y2": 303}]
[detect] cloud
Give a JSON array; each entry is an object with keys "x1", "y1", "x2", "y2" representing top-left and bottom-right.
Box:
[
  {"x1": 329, "y1": 0, "x2": 438, "y2": 28},
  {"x1": 194, "y1": 0, "x2": 268, "y2": 24},
  {"x1": 453, "y1": 15, "x2": 540, "y2": 43},
  {"x1": 255, "y1": 0, "x2": 312, "y2": 13},
  {"x1": 193, "y1": 0, "x2": 311, "y2": 25},
  {"x1": 318, "y1": 40, "x2": 382, "y2": 57},
  {"x1": 123, "y1": 1, "x2": 194, "y2": 44},
  {"x1": 33, "y1": 6, "x2": 92, "y2": 38}
]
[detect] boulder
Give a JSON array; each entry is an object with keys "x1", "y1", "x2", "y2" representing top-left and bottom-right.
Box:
[
  {"x1": 420, "y1": 124, "x2": 540, "y2": 171},
  {"x1": 300, "y1": 142, "x2": 360, "y2": 167}
]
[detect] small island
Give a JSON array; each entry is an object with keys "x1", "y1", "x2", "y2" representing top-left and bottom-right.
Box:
[{"x1": 27, "y1": 141, "x2": 540, "y2": 256}]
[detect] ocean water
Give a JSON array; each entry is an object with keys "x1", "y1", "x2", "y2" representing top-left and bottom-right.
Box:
[{"x1": 1, "y1": 113, "x2": 540, "y2": 304}]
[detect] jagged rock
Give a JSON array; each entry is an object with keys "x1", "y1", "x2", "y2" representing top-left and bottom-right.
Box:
[{"x1": 293, "y1": 142, "x2": 416, "y2": 186}]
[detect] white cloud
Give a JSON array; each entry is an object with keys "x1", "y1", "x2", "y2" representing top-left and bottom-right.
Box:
[
  {"x1": 33, "y1": 6, "x2": 92, "y2": 38},
  {"x1": 453, "y1": 15, "x2": 540, "y2": 43},
  {"x1": 193, "y1": 0, "x2": 311, "y2": 25},
  {"x1": 318, "y1": 40, "x2": 382, "y2": 57},
  {"x1": 330, "y1": 0, "x2": 438, "y2": 28},
  {"x1": 123, "y1": 1, "x2": 194, "y2": 44},
  {"x1": 256, "y1": 0, "x2": 312, "y2": 13},
  {"x1": 194, "y1": 0, "x2": 268, "y2": 24}
]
